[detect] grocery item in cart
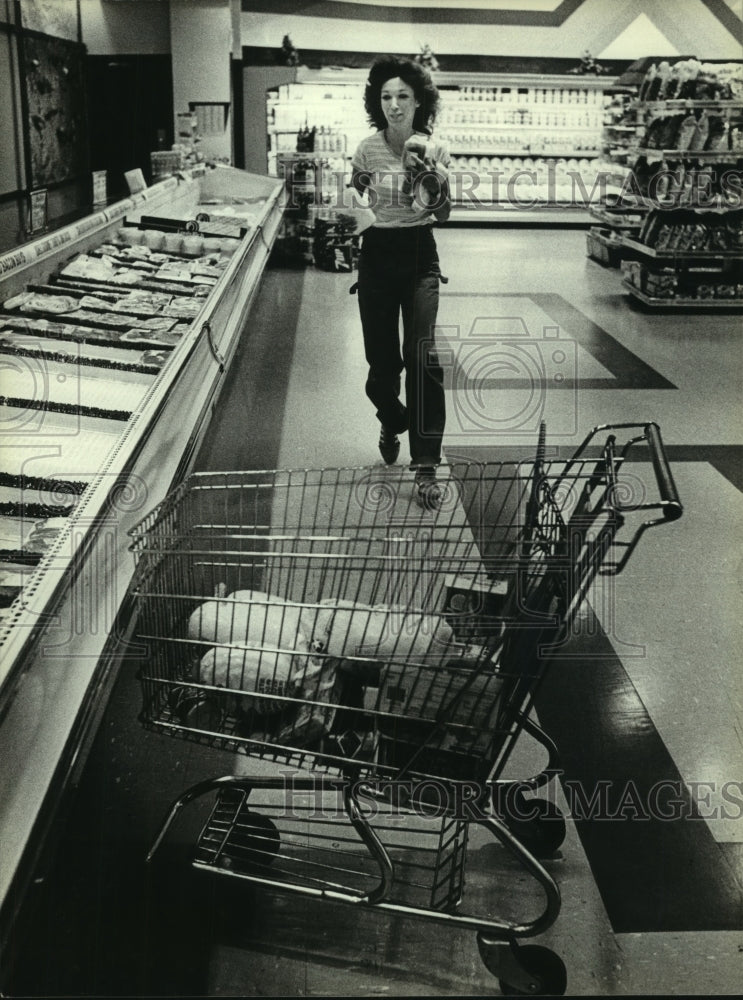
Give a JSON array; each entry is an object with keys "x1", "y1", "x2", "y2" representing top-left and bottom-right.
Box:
[
  {"x1": 188, "y1": 588, "x2": 312, "y2": 652},
  {"x1": 198, "y1": 645, "x2": 299, "y2": 712},
  {"x1": 378, "y1": 657, "x2": 503, "y2": 762},
  {"x1": 302, "y1": 598, "x2": 458, "y2": 669},
  {"x1": 186, "y1": 590, "x2": 352, "y2": 739}
]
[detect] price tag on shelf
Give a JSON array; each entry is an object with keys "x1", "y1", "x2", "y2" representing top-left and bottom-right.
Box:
[
  {"x1": 92, "y1": 170, "x2": 107, "y2": 206},
  {"x1": 27, "y1": 188, "x2": 48, "y2": 235}
]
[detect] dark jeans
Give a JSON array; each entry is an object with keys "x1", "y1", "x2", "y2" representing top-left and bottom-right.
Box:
[{"x1": 357, "y1": 225, "x2": 446, "y2": 467}]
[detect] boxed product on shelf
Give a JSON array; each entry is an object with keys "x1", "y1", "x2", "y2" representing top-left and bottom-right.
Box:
[
  {"x1": 643, "y1": 267, "x2": 678, "y2": 297},
  {"x1": 586, "y1": 226, "x2": 624, "y2": 267},
  {"x1": 150, "y1": 150, "x2": 185, "y2": 179},
  {"x1": 623, "y1": 260, "x2": 743, "y2": 306},
  {"x1": 312, "y1": 216, "x2": 361, "y2": 272},
  {"x1": 628, "y1": 157, "x2": 743, "y2": 209},
  {"x1": 622, "y1": 260, "x2": 643, "y2": 288}
]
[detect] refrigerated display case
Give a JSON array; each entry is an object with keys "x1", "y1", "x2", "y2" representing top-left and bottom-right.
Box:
[{"x1": 0, "y1": 164, "x2": 284, "y2": 950}]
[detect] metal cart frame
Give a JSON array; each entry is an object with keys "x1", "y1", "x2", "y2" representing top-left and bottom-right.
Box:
[{"x1": 128, "y1": 421, "x2": 682, "y2": 996}]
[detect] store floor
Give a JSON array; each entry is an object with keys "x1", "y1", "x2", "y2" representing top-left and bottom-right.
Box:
[{"x1": 5, "y1": 227, "x2": 743, "y2": 997}]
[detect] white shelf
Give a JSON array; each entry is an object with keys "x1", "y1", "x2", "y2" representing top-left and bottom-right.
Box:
[
  {"x1": 636, "y1": 99, "x2": 743, "y2": 111},
  {"x1": 450, "y1": 149, "x2": 600, "y2": 158},
  {"x1": 440, "y1": 123, "x2": 601, "y2": 131},
  {"x1": 450, "y1": 202, "x2": 593, "y2": 224},
  {"x1": 632, "y1": 147, "x2": 743, "y2": 161}
]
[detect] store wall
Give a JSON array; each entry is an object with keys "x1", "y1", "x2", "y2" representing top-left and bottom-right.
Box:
[
  {"x1": 0, "y1": 14, "x2": 25, "y2": 251},
  {"x1": 78, "y1": 1, "x2": 174, "y2": 199},
  {"x1": 79, "y1": 0, "x2": 170, "y2": 55},
  {"x1": 0, "y1": 2, "x2": 89, "y2": 253},
  {"x1": 170, "y1": 0, "x2": 233, "y2": 162},
  {"x1": 239, "y1": 0, "x2": 742, "y2": 61}
]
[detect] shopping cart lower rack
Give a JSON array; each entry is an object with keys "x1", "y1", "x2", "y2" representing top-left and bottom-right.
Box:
[{"x1": 128, "y1": 421, "x2": 682, "y2": 996}]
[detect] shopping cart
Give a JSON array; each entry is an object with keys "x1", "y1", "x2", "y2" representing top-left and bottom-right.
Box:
[{"x1": 128, "y1": 421, "x2": 682, "y2": 996}]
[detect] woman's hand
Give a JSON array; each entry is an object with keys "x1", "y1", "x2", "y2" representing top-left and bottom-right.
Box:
[
  {"x1": 409, "y1": 157, "x2": 451, "y2": 220},
  {"x1": 420, "y1": 158, "x2": 450, "y2": 198},
  {"x1": 404, "y1": 149, "x2": 449, "y2": 193}
]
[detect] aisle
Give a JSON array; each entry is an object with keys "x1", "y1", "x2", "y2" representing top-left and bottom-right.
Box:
[
  {"x1": 194, "y1": 227, "x2": 743, "y2": 995},
  {"x1": 6, "y1": 228, "x2": 741, "y2": 998}
]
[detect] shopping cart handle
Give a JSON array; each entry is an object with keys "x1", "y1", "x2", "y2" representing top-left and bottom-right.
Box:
[{"x1": 645, "y1": 422, "x2": 683, "y2": 521}]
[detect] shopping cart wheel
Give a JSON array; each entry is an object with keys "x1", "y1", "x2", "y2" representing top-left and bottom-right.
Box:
[
  {"x1": 500, "y1": 945, "x2": 567, "y2": 997},
  {"x1": 477, "y1": 936, "x2": 567, "y2": 996},
  {"x1": 501, "y1": 795, "x2": 567, "y2": 858}
]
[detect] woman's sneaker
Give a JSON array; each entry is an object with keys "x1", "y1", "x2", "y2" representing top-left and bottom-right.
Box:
[
  {"x1": 414, "y1": 466, "x2": 442, "y2": 510},
  {"x1": 379, "y1": 426, "x2": 400, "y2": 465}
]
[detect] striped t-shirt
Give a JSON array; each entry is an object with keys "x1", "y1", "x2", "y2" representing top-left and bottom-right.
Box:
[{"x1": 351, "y1": 130, "x2": 451, "y2": 228}]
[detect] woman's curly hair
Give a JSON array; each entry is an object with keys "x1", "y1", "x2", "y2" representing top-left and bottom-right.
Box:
[{"x1": 364, "y1": 55, "x2": 441, "y2": 133}]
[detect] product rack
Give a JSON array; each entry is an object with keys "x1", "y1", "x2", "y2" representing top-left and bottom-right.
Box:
[
  {"x1": 588, "y1": 58, "x2": 743, "y2": 301},
  {"x1": 265, "y1": 68, "x2": 617, "y2": 222}
]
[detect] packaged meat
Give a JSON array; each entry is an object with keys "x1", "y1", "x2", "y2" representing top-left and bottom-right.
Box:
[
  {"x1": 188, "y1": 589, "x2": 313, "y2": 655},
  {"x1": 61, "y1": 254, "x2": 118, "y2": 281},
  {"x1": 163, "y1": 299, "x2": 203, "y2": 319},
  {"x1": 25, "y1": 517, "x2": 70, "y2": 553},
  {"x1": 112, "y1": 291, "x2": 172, "y2": 313},
  {"x1": 109, "y1": 269, "x2": 145, "y2": 286},
  {"x1": 79, "y1": 295, "x2": 116, "y2": 311},
  {"x1": 134, "y1": 316, "x2": 178, "y2": 332},
  {"x1": 2, "y1": 292, "x2": 33, "y2": 311},
  {"x1": 20, "y1": 294, "x2": 80, "y2": 314}
]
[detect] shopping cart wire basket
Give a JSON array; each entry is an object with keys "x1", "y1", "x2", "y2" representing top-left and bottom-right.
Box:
[{"x1": 128, "y1": 421, "x2": 682, "y2": 996}]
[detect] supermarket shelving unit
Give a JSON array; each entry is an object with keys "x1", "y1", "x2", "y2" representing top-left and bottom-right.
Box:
[
  {"x1": 265, "y1": 67, "x2": 618, "y2": 224},
  {"x1": 587, "y1": 58, "x2": 743, "y2": 307}
]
